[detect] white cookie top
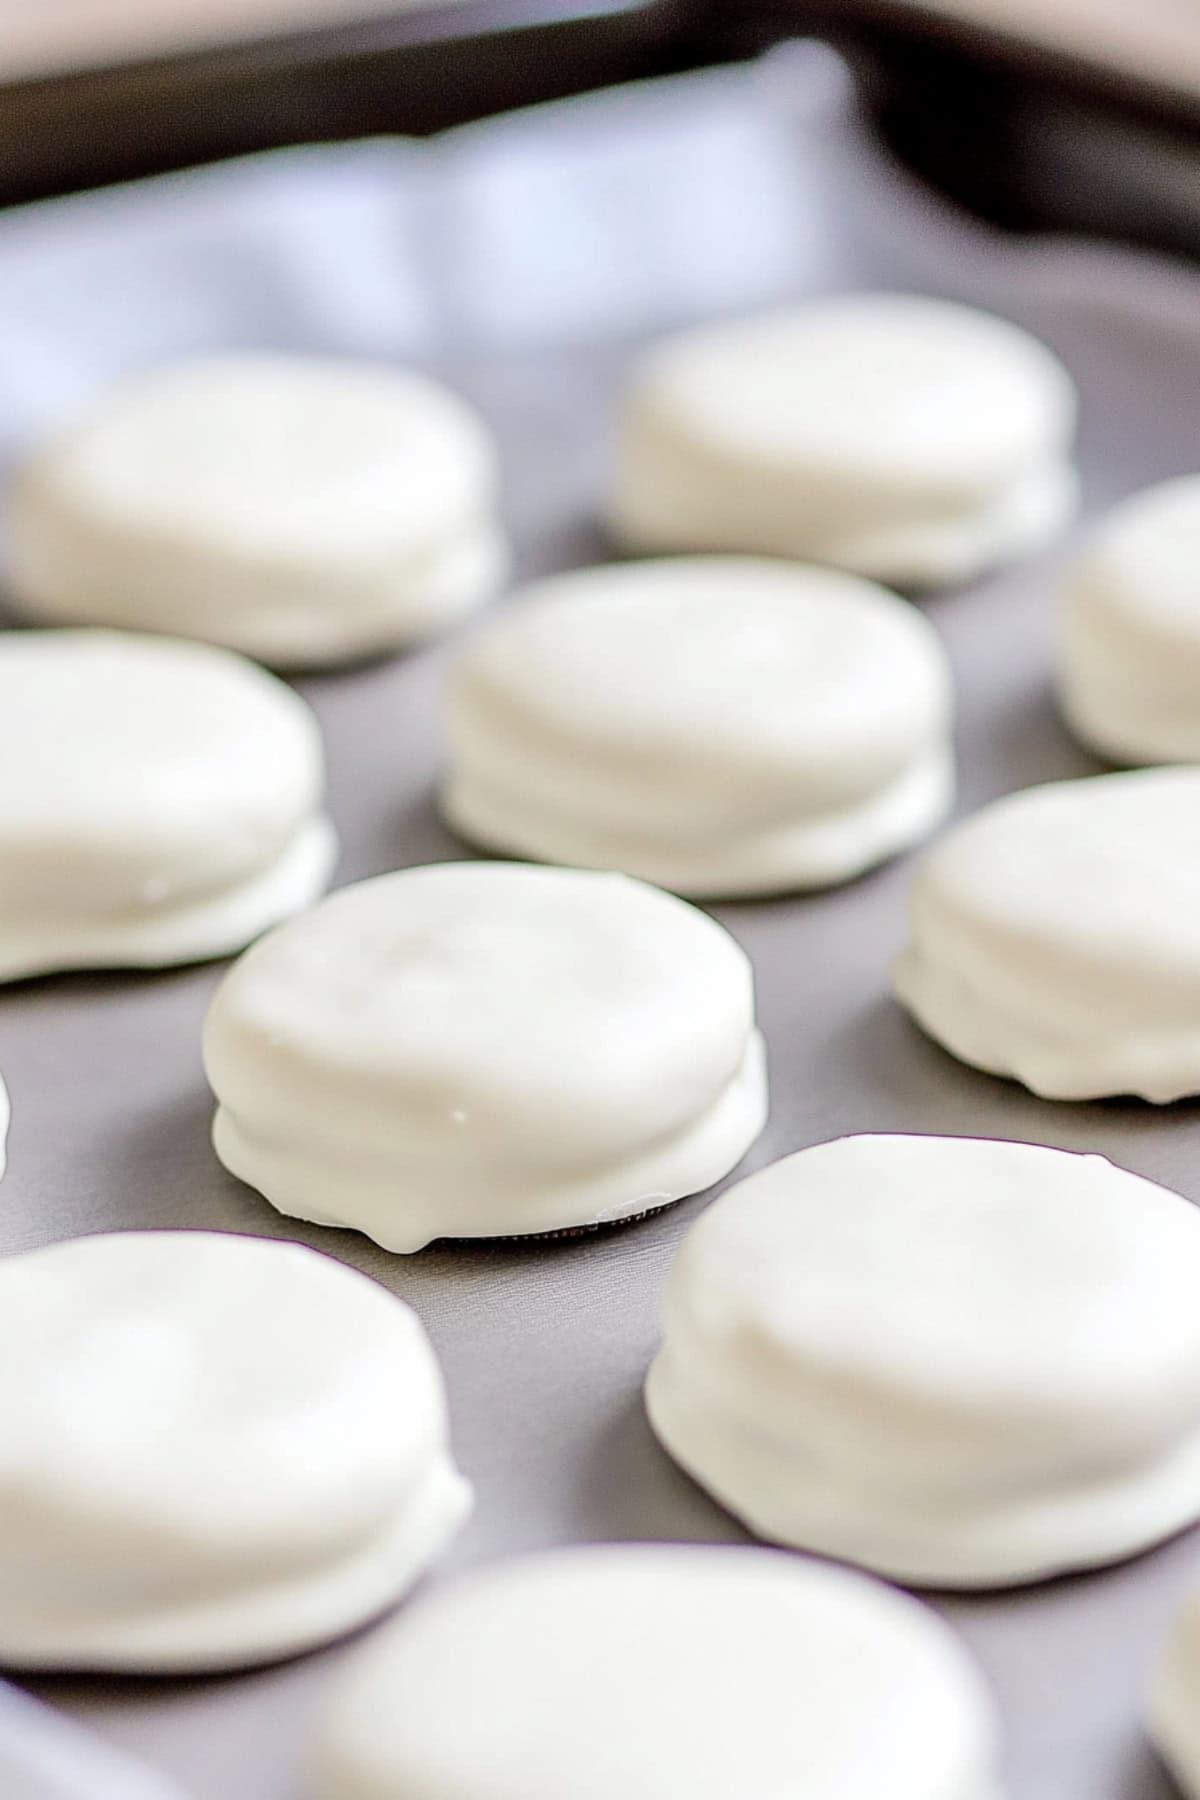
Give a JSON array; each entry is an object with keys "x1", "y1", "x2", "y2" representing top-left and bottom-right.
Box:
[
  {"x1": 21, "y1": 355, "x2": 495, "y2": 559},
  {"x1": 0, "y1": 1231, "x2": 469, "y2": 1670},
  {"x1": 311, "y1": 1545, "x2": 998, "y2": 1800},
  {"x1": 914, "y1": 770, "x2": 1200, "y2": 982},
  {"x1": 648, "y1": 1135, "x2": 1200, "y2": 1583},
  {"x1": 0, "y1": 631, "x2": 334, "y2": 977},
  {"x1": 896, "y1": 767, "x2": 1200, "y2": 1099},
  {"x1": 627, "y1": 295, "x2": 1075, "y2": 498},
  {"x1": 452, "y1": 558, "x2": 949, "y2": 808},
  {"x1": 204, "y1": 862, "x2": 765, "y2": 1247},
  {"x1": 0, "y1": 631, "x2": 322, "y2": 898},
  {"x1": 671, "y1": 1135, "x2": 1200, "y2": 1407}
]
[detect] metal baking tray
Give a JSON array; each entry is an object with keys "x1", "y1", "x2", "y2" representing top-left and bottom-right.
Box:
[
  {"x1": 8, "y1": 0, "x2": 1200, "y2": 268},
  {"x1": 702, "y1": 4, "x2": 1200, "y2": 258},
  {"x1": 1, "y1": 43, "x2": 1198, "y2": 1800},
  {"x1": 0, "y1": 0, "x2": 694, "y2": 207}
]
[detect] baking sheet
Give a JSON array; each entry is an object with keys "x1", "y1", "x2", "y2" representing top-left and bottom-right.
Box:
[{"x1": 1, "y1": 41, "x2": 1199, "y2": 1800}]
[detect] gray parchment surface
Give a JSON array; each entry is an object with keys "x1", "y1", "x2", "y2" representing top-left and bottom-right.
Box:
[{"x1": 2, "y1": 41, "x2": 1200, "y2": 1800}]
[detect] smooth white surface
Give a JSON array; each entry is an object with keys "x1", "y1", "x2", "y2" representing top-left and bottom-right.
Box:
[
  {"x1": 894, "y1": 766, "x2": 1200, "y2": 1101},
  {"x1": 309, "y1": 1543, "x2": 1000, "y2": 1800},
  {"x1": 0, "y1": 1231, "x2": 470, "y2": 1672},
  {"x1": 1058, "y1": 474, "x2": 1200, "y2": 763},
  {"x1": 611, "y1": 294, "x2": 1078, "y2": 585},
  {"x1": 0, "y1": 1076, "x2": 8, "y2": 1184},
  {"x1": 1148, "y1": 1581, "x2": 1200, "y2": 1800},
  {"x1": 6, "y1": 355, "x2": 507, "y2": 666},
  {"x1": 647, "y1": 1134, "x2": 1200, "y2": 1586},
  {"x1": 204, "y1": 861, "x2": 767, "y2": 1249},
  {"x1": 443, "y1": 556, "x2": 954, "y2": 895},
  {"x1": 0, "y1": 630, "x2": 335, "y2": 980}
]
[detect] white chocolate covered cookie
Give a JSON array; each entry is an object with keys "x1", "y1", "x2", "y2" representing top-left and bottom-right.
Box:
[
  {"x1": 204, "y1": 862, "x2": 766, "y2": 1250},
  {"x1": 648, "y1": 1135, "x2": 1200, "y2": 1586},
  {"x1": 443, "y1": 557, "x2": 953, "y2": 895},
  {"x1": 309, "y1": 1545, "x2": 999, "y2": 1800},
  {"x1": 7, "y1": 355, "x2": 507, "y2": 666},
  {"x1": 1148, "y1": 1579, "x2": 1200, "y2": 1799},
  {"x1": 0, "y1": 1231, "x2": 470, "y2": 1671},
  {"x1": 0, "y1": 630, "x2": 335, "y2": 980},
  {"x1": 1058, "y1": 474, "x2": 1200, "y2": 763},
  {"x1": 611, "y1": 295, "x2": 1077, "y2": 586},
  {"x1": 894, "y1": 766, "x2": 1200, "y2": 1102}
]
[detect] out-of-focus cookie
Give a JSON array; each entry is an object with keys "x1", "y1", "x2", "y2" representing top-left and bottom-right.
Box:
[
  {"x1": 7, "y1": 355, "x2": 507, "y2": 666},
  {"x1": 611, "y1": 295, "x2": 1077, "y2": 586},
  {"x1": 648, "y1": 1134, "x2": 1200, "y2": 1584},
  {"x1": 1058, "y1": 474, "x2": 1200, "y2": 763}
]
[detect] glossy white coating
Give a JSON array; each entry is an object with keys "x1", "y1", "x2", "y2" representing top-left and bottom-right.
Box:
[{"x1": 7, "y1": 355, "x2": 507, "y2": 665}]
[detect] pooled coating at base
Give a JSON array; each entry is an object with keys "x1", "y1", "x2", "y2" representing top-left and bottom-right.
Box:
[{"x1": 205, "y1": 862, "x2": 768, "y2": 1249}]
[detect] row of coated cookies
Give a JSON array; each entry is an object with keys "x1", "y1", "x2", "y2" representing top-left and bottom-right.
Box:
[
  {"x1": 9, "y1": 288, "x2": 1195, "y2": 784},
  {"x1": 5, "y1": 617, "x2": 1199, "y2": 1138},
  {"x1": 3, "y1": 294, "x2": 1077, "y2": 676},
  {"x1": 2, "y1": 304, "x2": 1198, "y2": 1065},
  {"x1": 11, "y1": 1134, "x2": 1200, "y2": 1797},
  {"x1": 9, "y1": 726, "x2": 1199, "y2": 1268}
]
